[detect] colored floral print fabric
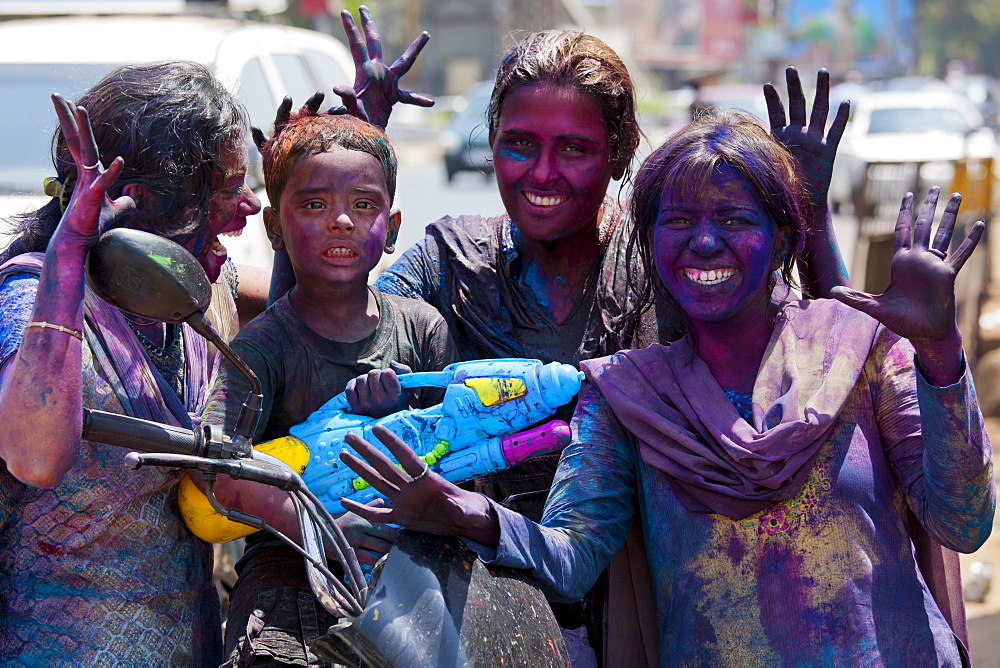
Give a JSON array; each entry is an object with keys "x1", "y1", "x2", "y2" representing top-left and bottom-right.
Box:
[{"x1": 0, "y1": 263, "x2": 224, "y2": 665}]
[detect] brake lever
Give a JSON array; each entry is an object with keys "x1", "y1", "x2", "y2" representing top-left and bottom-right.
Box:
[{"x1": 124, "y1": 451, "x2": 305, "y2": 491}]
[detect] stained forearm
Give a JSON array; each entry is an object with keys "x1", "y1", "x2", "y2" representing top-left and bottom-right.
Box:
[
  {"x1": 799, "y1": 201, "x2": 851, "y2": 297},
  {"x1": 0, "y1": 248, "x2": 88, "y2": 486}
]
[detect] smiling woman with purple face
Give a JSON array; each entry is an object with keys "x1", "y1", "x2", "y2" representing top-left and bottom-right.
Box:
[{"x1": 341, "y1": 112, "x2": 995, "y2": 665}]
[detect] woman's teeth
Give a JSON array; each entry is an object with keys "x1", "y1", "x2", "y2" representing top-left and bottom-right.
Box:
[
  {"x1": 524, "y1": 192, "x2": 568, "y2": 207},
  {"x1": 222, "y1": 228, "x2": 243, "y2": 238},
  {"x1": 684, "y1": 268, "x2": 736, "y2": 285},
  {"x1": 210, "y1": 238, "x2": 228, "y2": 257}
]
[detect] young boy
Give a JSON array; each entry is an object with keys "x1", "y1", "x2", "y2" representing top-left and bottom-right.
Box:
[{"x1": 199, "y1": 112, "x2": 456, "y2": 665}]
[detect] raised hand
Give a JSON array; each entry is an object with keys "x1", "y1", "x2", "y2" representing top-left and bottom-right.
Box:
[
  {"x1": 50, "y1": 94, "x2": 132, "y2": 251},
  {"x1": 339, "y1": 5, "x2": 433, "y2": 129},
  {"x1": 831, "y1": 188, "x2": 982, "y2": 384},
  {"x1": 339, "y1": 425, "x2": 498, "y2": 543},
  {"x1": 764, "y1": 66, "x2": 849, "y2": 209},
  {"x1": 250, "y1": 91, "x2": 327, "y2": 152},
  {"x1": 344, "y1": 361, "x2": 412, "y2": 418}
]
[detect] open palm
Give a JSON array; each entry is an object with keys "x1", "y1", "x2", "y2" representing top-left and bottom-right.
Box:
[{"x1": 831, "y1": 188, "x2": 983, "y2": 344}]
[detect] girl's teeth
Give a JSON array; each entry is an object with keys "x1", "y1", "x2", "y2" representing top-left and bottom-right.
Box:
[
  {"x1": 685, "y1": 268, "x2": 735, "y2": 285},
  {"x1": 325, "y1": 247, "x2": 356, "y2": 258},
  {"x1": 525, "y1": 193, "x2": 567, "y2": 207}
]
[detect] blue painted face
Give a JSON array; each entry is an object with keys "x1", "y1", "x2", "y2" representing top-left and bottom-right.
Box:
[{"x1": 653, "y1": 164, "x2": 789, "y2": 328}]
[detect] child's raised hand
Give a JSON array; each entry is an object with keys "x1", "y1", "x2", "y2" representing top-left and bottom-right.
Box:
[
  {"x1": 50, "y1": 94, "x2": 133, "y2": 254},
  {"x1": 338, "y1": 5, "x2": 433, "y2": 129},
  {"x1": 339, "y1": 425, "x2": 498, "y2": 543},
  {"x1": 764, "y1": 66, "x2": 849, "y2": 209},
  {"x1": 345, "y1": 361, "x2": 413, "y2": 418},
  {"x1": 250, "y1": 92, "x2": 327, "y2": 152},
  {"x1": 831, "y1": 188, "x2": 982, "y2": 384}
]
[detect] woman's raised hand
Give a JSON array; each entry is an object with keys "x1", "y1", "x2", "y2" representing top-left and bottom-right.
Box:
[
  {"x1": 764, "y1": 66, "x2": 849, "y2": 209},
  {"x1": 336, "y1": 5, "x2": 433, "y2": 129},
  {"x1": 339, "y1": 425, "x2": 499, "y2": 543},
  {"x1": 50, "y1": 94, "x2": 132, "y2": 252},
  {"x1": 831, "y1": 188, "x2": 982, "y2": 383}
]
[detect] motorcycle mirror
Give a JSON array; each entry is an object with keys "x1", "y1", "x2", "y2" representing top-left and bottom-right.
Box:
[
  {"x1": 86, "y1": 228, "x2": 263, "y2": 447},
  {"x1": 85, "y1": 228, "x2": 211, "y2": 322}
]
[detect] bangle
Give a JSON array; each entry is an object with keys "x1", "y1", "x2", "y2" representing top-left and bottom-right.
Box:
[{"x1": 26, "y1": 321, "x2": 83, "y2": 340}]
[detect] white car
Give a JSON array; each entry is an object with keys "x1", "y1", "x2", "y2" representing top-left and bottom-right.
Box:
[
  {"x1": 828, "y1": 89, "x2": 997, "y2": 214},
  {"x1": 0, "y1": 14, "x2": 355, "y2": 268}
]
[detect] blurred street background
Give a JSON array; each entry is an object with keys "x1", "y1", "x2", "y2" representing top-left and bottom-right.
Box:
[{"x1": 3, "y1": 0, "x2": 1000, "y2": 660}]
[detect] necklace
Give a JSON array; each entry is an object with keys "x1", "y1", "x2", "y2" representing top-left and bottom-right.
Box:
[
  {"x1": 124, "y1": 318, "x2": 179, "y2": 364},
  {"x1": 120, "y1": 310, "x2": 158, "y2": 328}
]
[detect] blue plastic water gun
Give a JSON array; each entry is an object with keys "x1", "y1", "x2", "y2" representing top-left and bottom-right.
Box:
[{"x1": 180, "y1": 358, "x2": 584, "y2": 541}]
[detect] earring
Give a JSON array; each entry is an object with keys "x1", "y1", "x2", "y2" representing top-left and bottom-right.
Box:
[{"x1": 385, "y1": 243, "x2": 395, "y2": 254}]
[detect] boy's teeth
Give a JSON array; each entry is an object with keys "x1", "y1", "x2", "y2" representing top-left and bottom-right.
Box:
[
  {"x1": 525, "y1": 192, "x2": 567, "y2": 207},
  {"x1": 222, "y1": 228, "x2": 243, "y2": 238},
  {"x1": 325, "y1": 247, "x2": 357, "y2": 258},
  {"x1": 684, "y1": 268, "x2": 736, "y2": 285}
]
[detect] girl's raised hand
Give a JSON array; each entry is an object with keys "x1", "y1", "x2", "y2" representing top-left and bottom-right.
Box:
[
  {"x1": 831, "y1": 188, "x2": 982, "y2": 382},
  {"x1": 764, "y1": 66, "x2": 849, "y2": 209},
  {"x1": 337, "y1": 5, "x2": 433, "y2": 129},
  {"x1": 50, "y1": 94, "x2": 133, "y2": 252},
  {"x1": 339, "y1": 425, "x2": 498, "y2": 542}
]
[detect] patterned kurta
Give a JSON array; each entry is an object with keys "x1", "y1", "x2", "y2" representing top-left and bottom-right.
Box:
[
  {"x1": 0, "y1": 272, "x2": 221, "y2": 666},
  {"x1": 477, "y1": 305, "x2": 994, "y2": 665}
]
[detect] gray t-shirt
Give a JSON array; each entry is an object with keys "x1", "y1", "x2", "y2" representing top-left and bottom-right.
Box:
[{"x1": 202, "y1": 287, "x2": 457, "y2": 442}]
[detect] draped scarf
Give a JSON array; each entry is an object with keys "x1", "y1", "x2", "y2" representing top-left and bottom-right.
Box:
[
  {"x1": 0, "y1": 252, "x2": 211, "y2": 427},
  {"x1": 582, "y1": 298, "x2": 881, "y2": 520}
]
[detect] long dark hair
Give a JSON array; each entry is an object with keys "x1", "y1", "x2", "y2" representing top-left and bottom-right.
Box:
[
  {"x1": 487, "y1": 30, "x2": 641, "y2": 182},
  {"x1": 623, "y1": 111, "x2": 811, "y2": 338},
  {"x1": 1, "y1": 60, "x2": 247, "y2": 263}
]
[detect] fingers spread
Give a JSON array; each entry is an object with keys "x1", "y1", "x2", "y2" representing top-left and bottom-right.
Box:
[
  {"x1": 370, "y1": 424, "x2": 427, "y2": 479},
  {"x1": 341, "y1": 496, "x2": 391, "y2": 523},
  {"x1": 827, "y1": 101, "x2": 850, "y2": 148},
  {"x1": 893, "y1": 192, "x2": 915, "y2": 251},
  {"x1": 763, "y1": 83, "x2": 786, "y2": 131},
  {"x1": 830, "y1": 286, "x2": 881, "y2": 318},
  {"x1": 785, "y1": 66, "x2": 807, "y2": 127},
  {"x1": 390, "y1": 31, "x2": 430, "y2": 77},
  {"x1": 807, "y1": 68, "x2": 830, "y2": 135},
  {"x1": 950, "y1": 220, "x2": 985, "y2": 272},
  {"x1": 302, "y1": 91, "x2": 326, "y2": 115},
  {"x1": 341, "y1": 436, "x2": 407, "y2": 491},
  {"x1": 912, "y1": 187, "x2": 941, "y2": 248},
  {"x1": 358, "y1": 5, "x2": 383, "y2": 61},
  {"x1": 341, "y1": 9, "x2": 368, "y2": 67},
  {"x1": 931, "y1": 192, "x2": 962, "y2": 252},
  {"x1": 398, "y1": 89, "x2": 435, "y2": 108}
]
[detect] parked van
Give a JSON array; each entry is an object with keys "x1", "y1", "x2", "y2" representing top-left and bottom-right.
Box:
[{"x1": 0, "y1": 14, "x2": 355, "y2": 267}]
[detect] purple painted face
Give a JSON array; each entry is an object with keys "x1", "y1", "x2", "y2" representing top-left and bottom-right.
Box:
[
  {"x1": 489, "y1": 83, "x2": 614, "y2": 244},
  {"x1": 270, "y1": 147, "x2": 397, "y2": 290},
  {"x1": 653, "y1": 164, "x2": 788, "y2": 328}
]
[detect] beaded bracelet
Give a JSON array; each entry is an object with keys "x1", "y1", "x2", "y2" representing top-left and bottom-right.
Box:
[{"x1": 26, "y1": 321, "x2": 83, "y2": 340}]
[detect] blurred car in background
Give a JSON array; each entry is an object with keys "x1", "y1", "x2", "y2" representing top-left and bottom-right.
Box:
[
  {"x1": 828, "y1": 89, "x2": 997, "y2": 213},
  {"x1": 0, "y1": 14, "x2": 355, "y2": 268},
  {"x1": 687, "y1": 83, "x2": 769, "y2": 123},
  {"x1": 439, "y1": 81, "x2": 494, "y2": 182}
]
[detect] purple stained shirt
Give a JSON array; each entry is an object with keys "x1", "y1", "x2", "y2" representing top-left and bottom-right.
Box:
[
  {"x1": 474, "y1": 327, "x2": 993, "y2": 665},
  {"x1": 0, "y1": 272, "x2": 221, "y2": 666}
]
